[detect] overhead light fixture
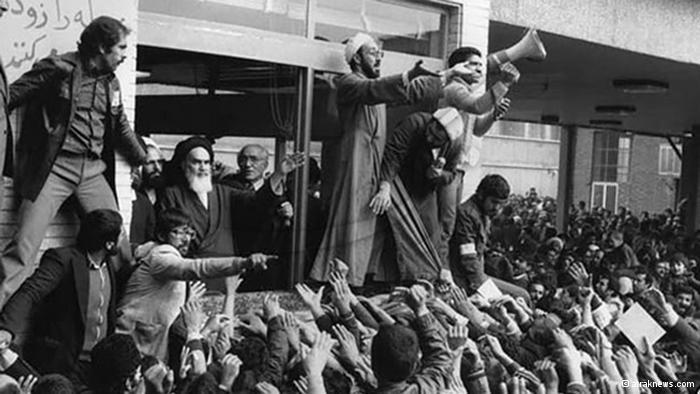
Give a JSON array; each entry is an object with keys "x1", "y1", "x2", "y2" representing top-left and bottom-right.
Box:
[
  {"x1": 612, "y1": 79, "x2": 669, "y2": 94},
  {"x1": 589, "y1": 119, "x2": 622, "y2": 126},
  {"x1": 540, "y1": 114, "x2": 559, "y2": 124},
  {"x1": 136, "y1": 70, "x2": 152, "y2": 79},
  {"x1": 595, "y1": 105, "x2": 636, "y2": 116},
  {"x1": 684, "y1": 132, "x2": 694, "y2": 138}
]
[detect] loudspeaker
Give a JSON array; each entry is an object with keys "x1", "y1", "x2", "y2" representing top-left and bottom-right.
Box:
[{"x1": 487, "y1": 28, "x2": 547, "y2": 71}]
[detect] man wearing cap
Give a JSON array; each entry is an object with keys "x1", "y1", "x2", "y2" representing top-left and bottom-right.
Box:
[
  {"x1": 157, "y1": 136, "x2": 304, "y2": 289},
  {"x1": 368, "y1": 108, "x2": 464, "y2": 281},
  {"x1": 310, "y1": 33, "x2": 459, "y2": 286}
]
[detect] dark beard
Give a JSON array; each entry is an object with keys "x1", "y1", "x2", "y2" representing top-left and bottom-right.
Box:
[{"x1": 141, "y1": 173, "x2": 165, "y2": 191}]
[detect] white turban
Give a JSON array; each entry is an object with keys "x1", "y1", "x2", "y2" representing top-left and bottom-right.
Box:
[
  {"x1": 344, "y1": 33, "x2": 375, "y2": 64},
  {"x1": 432, "y1": 108, "x2": 464, "y2": 142}
]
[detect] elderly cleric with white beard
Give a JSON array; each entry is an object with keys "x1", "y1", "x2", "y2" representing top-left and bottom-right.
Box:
[{"x1": 157, "y1": 136, "x2": 304, "y2": 288}]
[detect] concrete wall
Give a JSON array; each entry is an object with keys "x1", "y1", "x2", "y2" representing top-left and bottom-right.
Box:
[
  {"x1": 571, "y1": 128, "x2": 595, "y2": 208},
  {"x1": 624, "y1": 135, "x2": 677, "y2": 213},
  {"x1": 462, "y1": 135, "x2": 559, "y2": 200},
  {"x1": 490, "y1": 0, "x2": 700, "y2": 65}
]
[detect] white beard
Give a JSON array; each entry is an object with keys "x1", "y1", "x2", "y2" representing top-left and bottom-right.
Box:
[{"x1": 186, "y1": 172, "x2": 212, "y2": 208}]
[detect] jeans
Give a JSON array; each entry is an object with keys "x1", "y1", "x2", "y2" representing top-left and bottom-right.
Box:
[{"x1": 0, "y1": 153, "x2": 117, "y2": 307}]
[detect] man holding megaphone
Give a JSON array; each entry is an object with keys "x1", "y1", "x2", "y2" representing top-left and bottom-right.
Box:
[{"x1": 435, "y1": 46, "x2": 521, "y2": 277}]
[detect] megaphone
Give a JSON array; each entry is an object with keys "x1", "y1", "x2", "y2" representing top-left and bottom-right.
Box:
[{"x1": 487, "y1": 28, "x2": 547, "y2": 71}]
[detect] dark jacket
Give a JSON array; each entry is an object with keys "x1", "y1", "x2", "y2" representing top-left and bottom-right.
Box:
[
  {"x1": 450, "y1": 196, "x2": 490, "y2": 292},
  {"x1": 0, "y1": 61, "x2": 11, "y2": 179},
  {"x1": 0, "y1": 246, "x2": 119, "y2": 376},
  {"x1": 9, "y1": 51, "x2": 146, "y2": 201},
  {"x1": 375, "y1": 313, "x2": 452, "y2": 394}
]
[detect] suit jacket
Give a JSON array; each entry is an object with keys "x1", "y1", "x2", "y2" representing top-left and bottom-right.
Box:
[
  {"x1": 0, "y1": 246, "x2": 118, "y2": 375},
  {"x1": 9, "y1": 51, "x2": 146, "y2": 201}
]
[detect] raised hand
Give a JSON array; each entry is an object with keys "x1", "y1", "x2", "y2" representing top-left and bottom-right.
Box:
[
  {"x1": 213, "y1": 330, "x2": 232, "y2": 361},
  {"x1": 406, "y1": 285, "x2": 429, "y2": 315},
  {"x1": 277, "y1": 152, "x2": 306, "y2": 175},
  {"x1": 295, "y1": 283, "x2": 325, "y2": 318},
  {"x1": 332, "y1": 324, "x2": 360, "y2": 369},
  {"x1": 447, "y1": 324, "x2": 469, "y2": 352},
  {"x1": 493, "y1": 98, "x2": 511, "y2": 121},
  {"x1": 239, "y1": 313, "x2": 268, "y2": 337},
  {"x1": 144, "y1": 362, "x2": 174, "y2": 394},
  {"x1": 499, "y1": 63, "x2": 520, "y2": 86},
  {"x1": 303, "y1": 331, "x2": 334, "y2": 377},
  {"x1": 255, "y1": 382, "x2": 281, "y2": 394},
  {"x1": 534, "y1": 359, "x2": 559, "y2": 394},
  {"x1": 225, "y1": 274, "x2": 244, "y2": 295},
  {"x1": 188, "y1": 281, "x2": 207, "y2": 302},
  {"x1": 181, "y1": 299, "x2": 205, "y2": 334},
  {"x1": 406, "y1": 59, "x2": 439, "y2": 81},
  {"x1": 282, "y1": 312, "x2": 301, "y2": 353},
  {"x1": 263, "y1": 293, "x2": 283, "y2": 321},
  {"x1": 330, "y1": 271, "x2": 352, "y2": 315},
  {"x1": 220, "y1": 354, "x2": 243, "y2": 391},
  {"x1": 17, "y1": 375, "x2": 37, "y2": 394},
  {"x1": 568, "y1": 262, "x2": 590, "y2": 286},
  {"x1": 612, "y1": 345, "x2": 638, "y2": 380}
]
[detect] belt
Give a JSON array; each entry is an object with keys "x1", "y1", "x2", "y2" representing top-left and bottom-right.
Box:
[{"x1": 59, "y1": 150, "x2": 101, "y2": 160}]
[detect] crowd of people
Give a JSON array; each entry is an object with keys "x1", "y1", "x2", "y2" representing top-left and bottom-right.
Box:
[{"x1": 0, "y1": 6, "x2": 698, "y2": 394}]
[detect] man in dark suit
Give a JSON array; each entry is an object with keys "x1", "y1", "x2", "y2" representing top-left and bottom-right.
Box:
[
  {"x1": 0, "y1": 16, "x2": 147, "y2": 307},
  {"x1": 0, "y1": 209, "x2": 125, "y2": 386}
]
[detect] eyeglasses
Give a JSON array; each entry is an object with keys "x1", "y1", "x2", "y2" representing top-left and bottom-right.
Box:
[
  {"x1": 144, "y1": 159, "x2": 165, "y2": 167},
  {"x1": 170, "y1": 228, "x2": 196, "y2": 239},
  {"x1": 364, "y1": 49, "x2": 384, "y2": 59}
]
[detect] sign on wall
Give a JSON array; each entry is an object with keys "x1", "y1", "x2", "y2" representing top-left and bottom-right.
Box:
[{"x1": 0, "y1": 0, "x2": 137, "y2": 95}]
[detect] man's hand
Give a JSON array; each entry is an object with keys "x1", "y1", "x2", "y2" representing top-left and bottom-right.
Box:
[
  {"x1": 568, "y1": 262, "x2": 590, "y2": 286},
  {"x1": 406, "y1": 285, "x2": 429, "y2": 316},
  {"x1": 447, "y1": 324, "x2": 469, "y2": 352},
  {"x1": 220, "y1": 354, "x2": 243, "y2": 391},
  {"x1": 369, "y1": 182, "x2": 391, "y2": 215},
  {"x1": 144, "y1": 363, "x2": 174, "y2": 394},
  {"x1": 282, "y1": 312, "x2": 301, "y2": 353},
  {"x1": 277, "y1": 152, "x2": 306, "y2": 175},
  {"x1": 245, "y1": 253, "x2": 278, "y2": 271},
  {"x1": 0, "y1": 330, "x2": 12, "y2": 350},
  {"x1": 303, "y1": 331, "x2": 334, "y2": 378},
  {"x1": 426, "y1": 158, "x2": 446, "y2": 181},
  {"x1": 500, "y1": 63, "x2": 520, "y2": 86},
  {"x1": 213, "y1": 330, "x2": 232, "y2": 361},
  {"x1": 445, "y1": 63, "x2": 479, "y2": 84},
  {"x1": 406, "y1": 60, "x2": 439, "y2": 81},
  {"x1": 332, "y1": 324, "x2": 360, "y2": 369},
  {"x1": 295, "y1": 283, "x2": 325, "y2": 318},
  {"x1": 187, "y1": 281, "x2": 207, "y2": 302},
  {"x1": 330, "y1": 271, "x2": 353, "y2": 315},
  {"x1": 276, "y1": 201, "x2": 294, "y2": 220},
  {"x1": 181, "y1": 299, "x2": 205, "y2": 335},
  {"x1": 17, "y1": 375, "x2": 37, "y2": 394},
  {"x1": 612, "y1": 345, "x2": 639, "y2": 380},
  {"x1": 239, "y1": 313, "x2": 268, "y2": 337},
  {"x1": 493, "y1": 98, "x2": 511, "y2": 120},
  {"x1": 263, "y1": 293, "x2": 283, "y2": 321},
  {"x1": 534, "y1": 359, "x2": 559, "y2": 394},
  {"x1": 255, "y1": 382, "x2": 281, "y2": 394},
  {"x1": 225, "y1": 274, "x2": 244, "y2": 295}
]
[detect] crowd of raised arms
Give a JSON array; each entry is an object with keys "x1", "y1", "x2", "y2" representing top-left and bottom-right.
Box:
[{"x1": 0, "y1": 9, "x2": 698, "y2": 394}]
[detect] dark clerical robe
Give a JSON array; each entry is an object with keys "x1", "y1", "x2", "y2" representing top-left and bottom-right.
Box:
[{"x1": 158, "y1": 182, "x2": 277, "y2": 259}]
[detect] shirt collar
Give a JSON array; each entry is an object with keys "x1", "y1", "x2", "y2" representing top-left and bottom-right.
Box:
[{"x1": 86, "y1": 253, "x2": 106, "y2": 270}]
